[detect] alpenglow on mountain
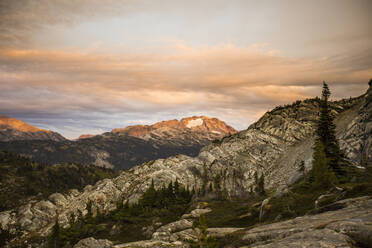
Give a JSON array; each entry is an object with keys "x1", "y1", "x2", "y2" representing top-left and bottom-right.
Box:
[
  {"x1": 0, "y1": 116, "x2": 237, "y2": 170},
  {"x1": 0, "y1": 116, "x2": 66, "y2": 142}
]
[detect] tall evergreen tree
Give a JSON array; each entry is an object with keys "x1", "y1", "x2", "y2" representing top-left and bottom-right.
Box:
[
  {"x1": 174, "y1": 179, "x2": 180, "y2": 195},
  {"x1": 257, "y1": 174, "x2": 265, "y2": 196},
  {"x1": 315, "y1": 82, "x2": 344, "y2": 176},
  {"x1": 48, "y1": 218, "x2": 61, "y2": 248},
  {"x1": 312, "y1": 141, "x2": 336, "y2": 188}
]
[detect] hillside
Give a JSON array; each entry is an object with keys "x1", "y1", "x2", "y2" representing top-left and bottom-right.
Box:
[
  {"x1": 0, "y1": 116, "x2": 236, "y2": 170},
  {"x1": 0, "y1": 151, "x2": 116, "y2": 212},
  {"x1": 0, "y1": 81, "x2": 371, "y2": 247},
  {"x1": 0, "y1": 116, "x2": 66, "y2": 142}
]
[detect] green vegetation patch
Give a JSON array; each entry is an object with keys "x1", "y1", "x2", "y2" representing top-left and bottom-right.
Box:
[
  {"x1": 47, "y1": 180, "x2": 193, "y2": 247},
  {"x1": 0, "y1": 151, "x2": 117, "y2": 211},
  {"x1": 204, "y1": 197, "x2": 261, "y2": 228}
]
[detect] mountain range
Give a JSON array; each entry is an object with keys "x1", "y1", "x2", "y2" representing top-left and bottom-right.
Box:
[{"x1": 0, "y1": 116, "x2": 236, "y2": 170}]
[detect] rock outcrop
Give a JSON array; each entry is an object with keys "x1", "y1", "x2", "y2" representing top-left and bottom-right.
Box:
[
  {"x1": 0, "y1": 116, "x2": 66, "y2": 142},
  {"x1": 240, "y1": 196, "x2": 372, "y2": 247},
  {"x1": 73, "y1": 237, "x2": 113, "y2": 248},
  {"x1": 1, "y1": 83, "x2": 371, "y2": 244}
]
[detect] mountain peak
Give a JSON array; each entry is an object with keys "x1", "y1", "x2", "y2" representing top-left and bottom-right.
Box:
[
  {"x1": 77, "y1": 134, "x2": 96, "y2": 140},
  {"x1": 0, "y1": 116, "x2": 46, "y2": 133},
  {"x1": 111, "y1": 116, "x2": 237, "y2": 139},
  {"x1": 0, "y1": 116, "x2": 66, "y2": 142}
]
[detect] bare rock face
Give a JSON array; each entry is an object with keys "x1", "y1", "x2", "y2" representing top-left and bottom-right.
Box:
[
  {"x1": 1, "y1": 84, "x2": 371, "y2": 242},
  {"x1": 241, "y1": 196, "x2": 372, "y2": 247},
  {"x1": 337, "y1": 85, "x2": 372, "y2": 167},
  {"x1": 0, "y1": 116, "x2": 66, "y2": 142}
]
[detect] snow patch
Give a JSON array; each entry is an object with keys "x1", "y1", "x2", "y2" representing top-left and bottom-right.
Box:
[
  {"x1": 212, "y1": 130, "x2": 221, "y2": 134},
  {"x1": 186, "y1": 118, "x2": 203, "y2": 128}
]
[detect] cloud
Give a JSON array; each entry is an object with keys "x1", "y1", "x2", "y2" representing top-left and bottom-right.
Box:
[
  {"x1": 0, "y1": 42, "x2": 370, "y2": 138},
  {"x1": 0, "y1": 0, "x2": 145, "y2": 47}
]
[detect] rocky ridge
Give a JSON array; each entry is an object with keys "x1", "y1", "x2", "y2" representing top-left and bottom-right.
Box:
[
  {"x1": 77, "y1": 134, "x2": 96, "y2": 140},
  {"x1": 0, "y1": 116, "x2": 66, "y2": 142},
  {"x1": 0, "y1": 83, "x2": 371, "y2": 243},
  {"x1": 112, "y1": 116, "x2": 237, "y2": 143}
]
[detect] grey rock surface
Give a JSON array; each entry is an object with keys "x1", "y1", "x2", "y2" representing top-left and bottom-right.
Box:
[
  {"x1": 73, "y1": 237, "x2": 113, "y2": 248},
  {"x1": 155, "y1": 219, "x2": 193, "y2": 235},
  {"x1": 114, "y1": 240, "x2": 187, "y2": 248},
  {"x1": 242, "y1": 196, "x2": 372, "y2": 248},
  {"x1": 189, "y1": 208, "x2": 212, "y2": 218}
]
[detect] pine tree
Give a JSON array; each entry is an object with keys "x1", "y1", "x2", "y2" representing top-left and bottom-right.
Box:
[
  {"x1": 208, "y1": 182, "x2": 213, "y2": 192},
  {"x1": 298, "y1": 161, "x2": 305, "y2": 172},
  {"x1": 167, "y1": 181, "x2": 173, "y2": 195},
  {"x1": 85, "y1": 200, "x2": 93, "y2": 222},
  {"x1": 257, "y1": 174, "x2": 265, "y2": 196},
  {"x1": 254, "y1": 171, "x2": 258, "y2": 184},
  {"x1": 315, "y1": 82, "x2": 344, "y2": 177},
  {"x1": 191, "y1": 215, "x2": 218, "y2": 248},
  {"x1": 141, "y1": 179, "x2": 157, "y2": 208},
  {"x1": 69, "y1": 213, "x2": 75, "y2": 227},
  {"x1": 312, "y1": 141, "x2": 337, "y2": 188},
  {"x1": 48, "y1": 218, "x2": 61, "y2": 248},
  {"x1": 174, "y1": 179, "x2": 180, "y2": 195}
]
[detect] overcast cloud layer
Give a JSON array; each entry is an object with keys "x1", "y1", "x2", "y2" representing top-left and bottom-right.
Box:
[{"x1": 0, "y1": 0, "x2": 371, "y2": 138}]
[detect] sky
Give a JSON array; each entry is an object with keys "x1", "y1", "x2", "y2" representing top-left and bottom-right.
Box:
[{"x1": 0, "y1": 0, "x2": 371, "y2": 139}]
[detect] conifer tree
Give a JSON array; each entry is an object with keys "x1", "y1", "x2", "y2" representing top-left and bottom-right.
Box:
[
  {"x1": 69, "y1": 213, "x2": 75, "y2": 227},
  {"x1": 298, "y1": 161, "x2": 305, "y2": 172},
  {"x1": 174, "y1": 179, "x2": 180, "y2": 195},
  {"x1": 312, "y1": 141, "x2": 336, "y2": 188},
  {"x1": 315, "y1": 82, "x2": 344, "y2": 177},
  {"x1": 48, "y1": 218, "x2": 61, "y2": 248},
  {"x1": 257, "y1": 174, "x2": 265, "y2": 196},
  {"x1": 208, "y1": 182, "x2": 213, "y2": 192},
  {"x1": 85, "y1": 200, "x2": 93, "y2": 221}
]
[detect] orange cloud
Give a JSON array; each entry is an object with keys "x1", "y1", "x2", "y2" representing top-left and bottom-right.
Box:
[{"x1": 0, "y1": 43, "x2": 370, "y2": 136}]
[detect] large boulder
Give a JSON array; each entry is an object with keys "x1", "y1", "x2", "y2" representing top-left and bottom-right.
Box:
[{"x1": 73, "y1": 237, "x2": 113, "y2": 248}]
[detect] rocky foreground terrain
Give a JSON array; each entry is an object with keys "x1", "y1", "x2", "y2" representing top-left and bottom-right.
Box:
[
  {"x1": 0, "y1": 116, "x2": 236, "y2": 170},
  {"x1": 0, "y1": 116, "x2": 66, "y2": 142},
  {"x1": 72, "y1": 195, "x2": 372, "y2": 247},
  {"x1": 0, "y1": 82, "x2": 371, "y2": 247}
]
